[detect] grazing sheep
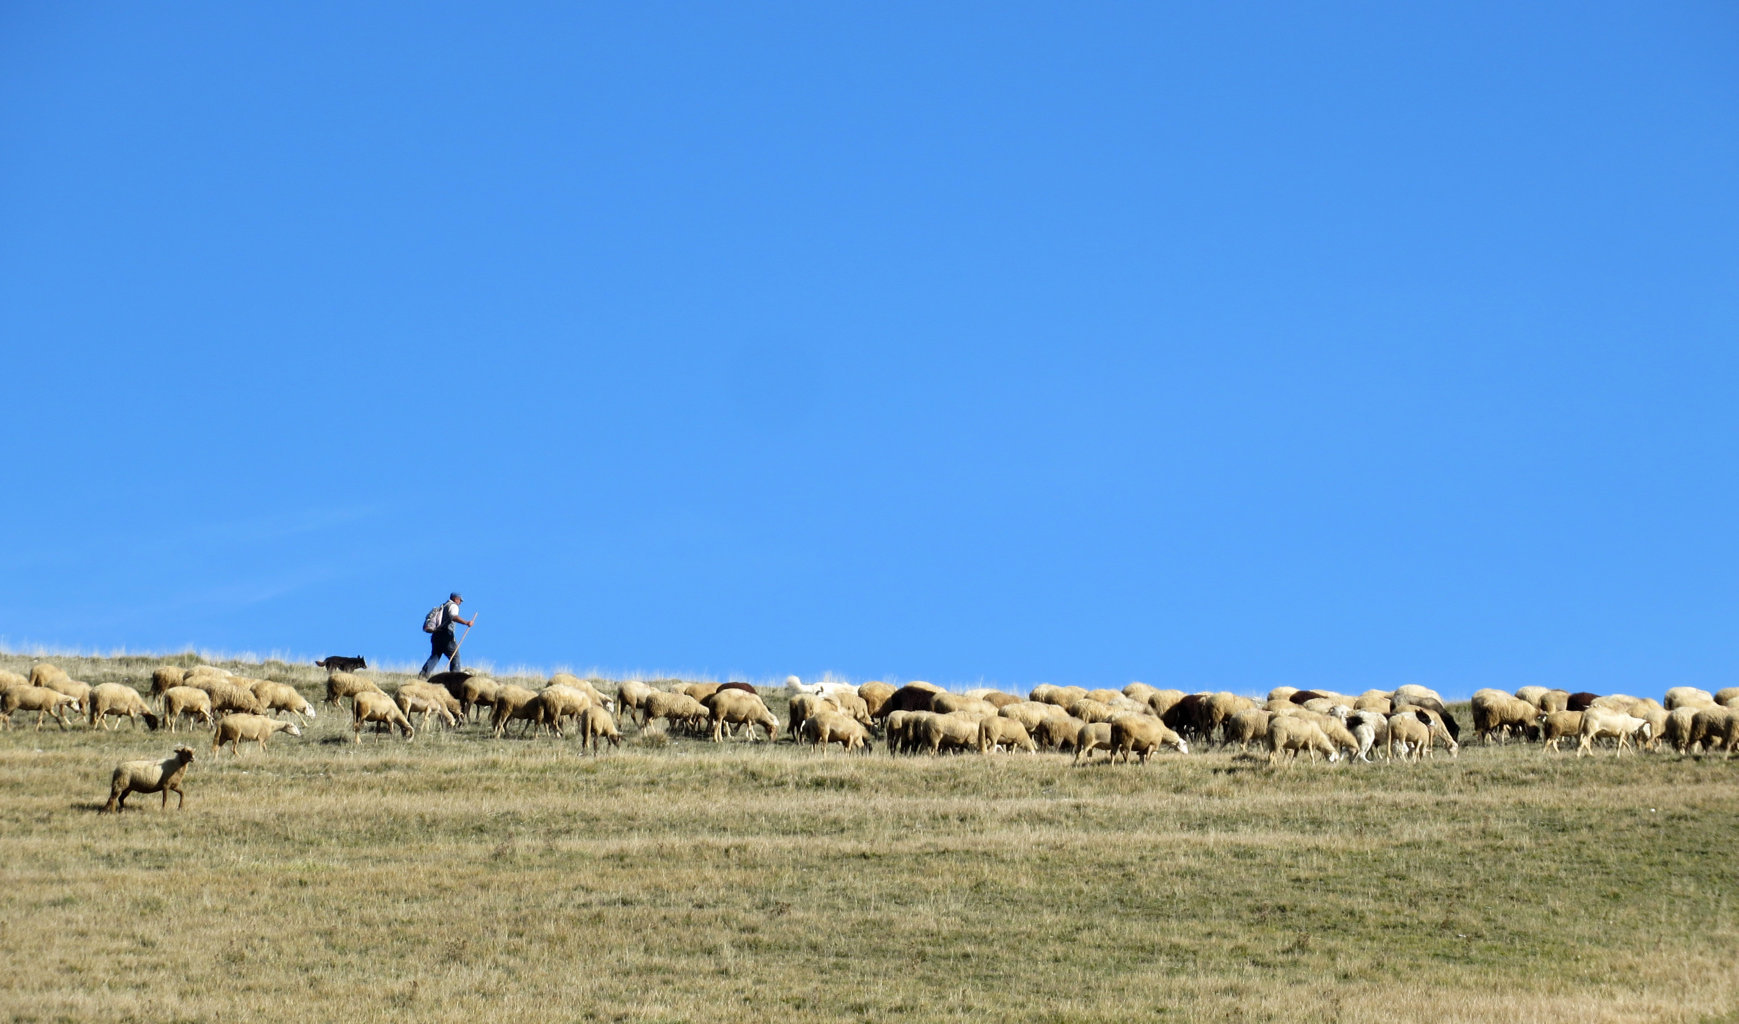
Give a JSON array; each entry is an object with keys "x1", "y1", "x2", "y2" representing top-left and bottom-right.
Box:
[
  {"x1": 1032, "y1": 714, "x2": 1086, "y2": 753},
  {"x1": 1352, "y1": 692, "x2": 1393, "y2": 715},
  {"x1": 162, "y1": 686, "x2": 216, "y2": 733},
  {"x1": 882, "y1": 710, "x2": 919, "y2": 754},
  {"x1": 1347, "y1": 710, "x2": 1388, "y2": 763},
  {"x1": 1072, "y1": 721, "x2": 1115, "y2": 765},
  {"x1": 1591, "y1": 694, "x2": 1646, "y2": 715},
  {"x1": 1267, "y1": 686, "x2": 1300, "y2": 704},
  {"x1": 801, "y1": 710, "x2": 874, "y2": 753},
  {"x1": 2, "y1": 686, "x2": 80, "y2": 730},
  {"x1": 29, "y1": 663, "x2": 71, "y2": 689},
  {"x1": 1223, "y1": 708, "x2": 1274, "y2": 753},
  {"x1": 1161, "y1": 694, "x2": 1216, "y2": 744},
  {"x1": 872, "y1": 684, "x2": 943, "y2": 719},
  {"x1": 87, "y1": 683, "x2": 161, "y2": 731},
  {"x1": 102, "y1": 746, "x2": 195, "y2": 813},
  {"x1": 680, "y1": 682, "x2": 723, "y2": 703},
  {"x1": 1575, "y1": 708, "x2": 1652, "y2": 758},
  {"x1": 397, "y1": 684, "x2": 460, "y2": 732},
  {"x1": 926, "y1": 693, "x2": 996, "y2": 718},
  {"x1": 212, "y1": 714, "x2": 303, "y2": 756},
  {"x1": 324, "y1": 670, "x2": 383, "y2": 707},
  {"x1": 857, "y1": 681, "x2": 895, "y2": 717},
  {"x1": 1109, "y1": 714, "x2": 1187, "y2": 764},
  {"x1": 916, "y1": 712, "x2": 985, "y2": 756},
  {"x1": 1629, "y1": 700, "x2": 1669, "y2": 752},
  {"x1": 640, "y1": 691, "x2": 709, "y2": 734},
  {"x1": 1066, "y1": 698, "x2": 1118, "y2": 725},
  {"x1": 1664, "y1": 687, "x2": 1716, "y2": 711},
  {"x1": 1663, "y1": 707, "x2": 1699, "y2": 754},
  {"x1": 786, "y1": 692, "x2": 834, "y2": 735},
  {"x1": 578, "y1": 705, "x2": 621, "y2": 753},
  {"x1": 1267, "y1": 717, "x2": 1339, "y2": 766},
  {"x1": 256, "y1": 681, "x2": 317, "y2": 725},
  {"x1": 31, "y1": 669, "x2": 90, "y2": 711},
  {"x1": 1539, "y1": 710, "x2": 1585, "y2": 753},
  {"x1": 1387, "y1": 713, "x2": 1431, "y2": 763},
  {"x1": 1715, "y1": 687, "x2": 1739, "y2": 708},
  {"x1": 827, "y1": 690, "x2": 876, "y2": 725},
  {"x1": 534, "y1": 685, "x2": 602, "y2": 737},
  {"x1": 1123, "y1": 682, "x2": 1159, "y2": 703},
  {"x1": 1029, "y1": 684, "x2": 1089, "y2": 708},
  {"x1": 1472, "y1": 691, "x2": 1541, "y2": 745},
  {"x1": 1688, "y1": 707, "x2": 1739, "y2": 757},
  {"x1": 549, "y1": 673, "x2": 614, "y2": 712},
  {"x1": 977, "y1": 716, "x2": 1037, "y2": 754},
  {"x1": 353, "y1": 690, "x2": 415, "y2": 742},
  {"x1": 205, "y1": 680, "x2": 266, "y2": 716},
  {"x1": 616, "y1": 680, "x2": 655, "y2": 726},
  {"x1": 998, "y1": 700, "x2": 1065, "y2": 735},
  {"x1": 149, "y1": 666, "x2": 187, "y2": 707},
  {"x1": 1535, "y1": 690, "x2": 1572, "y2": 714},
  {"x1": 1392, "y1": 693, "x2": 1461, "y2": 742},
  {"x1": 0, "y1": 670, "x2": 28, "y2": 696},
  {"x1": 706, "y1": 689, "x2": 778, "y2": 743},
  {"x1": 490, "y1": 685, "x2": 546, "y2": 738}
]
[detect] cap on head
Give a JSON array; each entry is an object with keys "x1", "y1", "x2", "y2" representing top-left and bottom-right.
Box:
[{"x1": 451, "y1": 592, "x2": 463, "y2": 602}]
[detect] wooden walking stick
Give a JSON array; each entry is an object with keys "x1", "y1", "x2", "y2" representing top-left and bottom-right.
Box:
[{"x1": 453, "y1": 613, "x2": 477, "y2": 660}]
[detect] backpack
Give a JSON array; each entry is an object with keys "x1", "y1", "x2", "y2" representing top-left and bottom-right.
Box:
[{"x1": 423, "y1": 604, "x2": 446, "y2": 633}]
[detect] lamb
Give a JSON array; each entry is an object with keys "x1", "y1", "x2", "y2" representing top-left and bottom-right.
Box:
[
  {"x1": 1108, "y1": 714, "x2": 1187, "y2": 764},
  {"x1": 801, "y1": 710, "x2": 874, "y2": 753},
  {"x1": 2, "y1": 686, "x2": 80, "y2": 730},
  {"x1": 256, "y1": 681, "x2": 317, "y2": 725},
  {"x1": 101, "y1": 746, "x2": 195, "y2": 813},
  {"x1": 324, "y1": 670, "x2": 383, "y2": 707},
  {"x1": 705, "y1": 689, "x2": 778, "y2": 743},
  {"x1": 977, "y1": 716, "x2": 1037, "y2": 754},
  {"x1": 1575, "y1": 708, "x2": 1652, "y2": 758},
  {"x1": 162, "y1": 686, "x2": 216, "y2": 732},
  {"x1": 212, "y1": 714, "x2": 303, "y2": 756},
  {"x1": 1266, "y1": 717, "x2": 1339, "y2": 766},
  {"x1": 577, "y1": 705, "x2": 621, "y2": 754},
  {"x1": 353, "y1": 690, "x2": 415, "y2": 742},
  {"x1": 87, "y1": 683, "x2": 161, "y2": 731}
]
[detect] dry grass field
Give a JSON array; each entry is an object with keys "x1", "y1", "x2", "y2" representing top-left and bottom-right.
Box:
[{"x1": 2, "y1": 652, "x2": 1736, "y2": 1023}]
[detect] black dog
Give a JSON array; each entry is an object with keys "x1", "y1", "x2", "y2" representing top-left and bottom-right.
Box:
[{"x1": 315, "y1": 655, "x2": 368, "y2": 672}]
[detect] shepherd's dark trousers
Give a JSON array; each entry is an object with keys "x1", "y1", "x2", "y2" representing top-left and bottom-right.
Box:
[{"x1": 419, "y1": 630, "x2": 459, "y2": 678}]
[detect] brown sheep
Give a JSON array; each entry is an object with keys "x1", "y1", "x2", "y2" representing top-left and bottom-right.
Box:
[
  {"x1": 1539, "y1": 710, "x2": 1584, "y2": 753},
  {"x1": 2, "y1": 686, "x2": 80, "y2": 730},
  {"x1": 149, "y1": 666, "x2": 188, "y2": 707},
  {"x1": 87, "y1": 683, "x2": 161, "y2": 731},
  {"x1": 490, "y1": 685, "x2": 546, "y2": 738},
  {"x1": 354, "y1": 690, "x2": 415, "y2": 742},
  {"x1": 1472, "y1": 691, "x2": 1541, "y2": 745},
  {"x1": 162, "y1": 686, "x2": 216, "y2": 733},
  {"x1": 872, "y1": 684, "x2": 942, "y2": 719},
  {"x1": 616, "y1": 680, "x2": 655, "y2": 726},
  {"x1": 856, "y1": 681, "x2": 895, "y2": 717},
  {"x1": 705, "y1": 689, "x2": 778, "y2": 742},
  {"x1": 325, "y1": 670, "x2": 383, "y2": 707},
  {"x1": 102, "y1": 746, "x2": 195, "y2": 813},
  {"x1": 212, "y1": 714, "x2": 303, "y2": 756},
  {"x1": 578, "y1": 705, "x2": 621, "y2": 754},
  {"x1": 1071, "y1": 721, "x2": 1115, "y2": 764}
]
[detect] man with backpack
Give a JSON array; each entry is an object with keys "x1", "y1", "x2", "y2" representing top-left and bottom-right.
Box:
[{"x1": 419, "y1": 592, "x2": 475, "y2": 678}]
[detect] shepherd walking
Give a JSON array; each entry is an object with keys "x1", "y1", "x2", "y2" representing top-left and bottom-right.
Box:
[{"x1": 419, "y1": 592, "x2": 476, "y2": 678}]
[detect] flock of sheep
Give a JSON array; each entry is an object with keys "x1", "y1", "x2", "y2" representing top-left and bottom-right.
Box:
[{"x1": 4, "y1": 659, "x2": 1737, "y2": 813}]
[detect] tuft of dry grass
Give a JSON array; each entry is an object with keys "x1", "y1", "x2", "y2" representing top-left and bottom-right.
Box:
[{"x1": 1, "y1": 652, "x2": 1737, "y2": 1023}]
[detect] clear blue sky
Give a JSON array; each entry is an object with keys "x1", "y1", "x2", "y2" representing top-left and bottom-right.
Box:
[{"x1": 4, "y1": 3, "x2": 1735, "y2": 698}]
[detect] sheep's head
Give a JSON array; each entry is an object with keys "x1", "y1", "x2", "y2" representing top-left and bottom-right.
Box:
[
  {"x1": 174, "y1": 746, "x2": 196, "y2": 763},
  {"x1": 144, "y1": 712, "x2": 162, "y2": 731},
  {"x1": 1326, "y1": 749, "x2": 1341, "y2": 763},
  {"x1": 284, "y1": 724, "x2": 303, "y2": 737},
  {"x1": 1174, "y1": 739, "x2": 1190, "y2": 755}
]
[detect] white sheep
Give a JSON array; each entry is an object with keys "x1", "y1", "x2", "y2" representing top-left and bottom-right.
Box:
[
  {"x1": 3, "y1": 685, "x2": 80, "y2": 730},
  {"x1": 354, "y1": 690, "x2": 415, "y2": 742},
  {"x1": 1575, "y1": 708, "x2": 1651, "y2": 758},
  {"x1": 102, "y1": 746, "x2": 195, "y2": 813},
  {"x1": 87, "y1": 683, "x2": 162, "y2": 731},
  {"x1": 162, "y1": 686, "x2": 216, "y2": 733}
]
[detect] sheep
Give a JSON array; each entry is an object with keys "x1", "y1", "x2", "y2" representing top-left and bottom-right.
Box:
[
  {"x1": 1161, "y1": 694, "x2": 1216, "y2": 744},
  {"x1": 1688, "y1": 707, "x2": 1739, "y2": 757},
  {"x1": 1535, "y1": 690, "x2": 1571, "y2": 714},
  {"x1": 1663, "y1": 707, "x2": 1700, "y2": 755},
  {"x1": 450, "y1": 675, "x2": 502, "y2": 722},
  {"x1": 1391, "y1": 693, "x2": 1461, "y2": 742},
  {"x1": 325, "y1": 670, "x2": 383, "y2": 707},
  {"x1": 149, "y1": 666, "x2": 188, "y2": 707},
  {"x1": 549, "y1": 673, "x2": 614, "y2": 712},
  {"x1": 1145, "y1": 689, "x2": 1187, "y2": 717},
  {"x1": 354, "y1": 690, "x2": 415, "y2": 742},
  {"x1": 212, "y1": 714, "x2": 303, "y2": 756},
  {"x1": 1223, "y1": 708, "x2": 1274, "y2": 753},
  {"x1": 102, "y1": 746, "x2": 195, "y2": 813},
  {"x1": 640, "y1": 691, "x2": 709, "y2": 735},
  {"x1": 1083, "y1": 688, "x2": 1123, "y2": 705},
  {"x1": 827, "y1": 690, "x2": 875, "y2": 726},
  {"x1": 490, "y1": 685, "x2": 545, "y2": 738},
  {"x1": 578, "y1": 705, "x2": 621, "y2": 754},
  {"x1": 2, "y1": 686, "x2": 80, "y2": 730},
  {"x1": 1539, "y1": 710, "x2": 1585, "y2": 753},
  {"x1": 998, "y1": 700, "x2": 1065, "y2": 735},
  {"x1": 0, "y1": 669, "x2": 28, "y2": 694},
  {"x1": 162, "y1": 686, "x2": 216, "y2": 732},
  {"x1": 534, "y1": 685, "x2": 601, "y2": 737},
  {"x1": 1029, "y1": 684, "x2": 1087, "y2": 708},
  {"x1": 1664, "y1": 687, "x2": 1716, "y2": 711},
  {"x1": 1122, "y1": 682, "x2": 1159, "y2": 703},
  {"x1": 977, "y1": 716, "x2": 1037, "y2": 754},
  {"x1": 857, "y1": 681, "x2": 895, "y2": 717},
  {"x1": 1267, "y1": 686, "x2": 1300, "y2": 704},
  {"x1": 1032, "y1": 714, "x2": 1086, "y2": 753},
  {"x1": 1387, "y1": 713, "x2": 1431, "y2": 763},
  {"x1": 680, "y1": 682, "x2": 723, "y2": 703},
  {"x1": 29, "y1": 662, "x2": 71, "y2": 689},
  {"x1": 616, "y1": 680, "x2": 655, "y2": 726},
  {"x1": 916, "y1": 712, "x2": 985, "y2": 756},
  {"x1": 1566, "y1": 691, "x2": 1601, "y2": 712},
  {"x1": 397, "y1": 683, "x2": 460, "y2": 732},
  {"x1": 1072, "y1": 722, "x2": 1115, "y2": 765},
  {"x1": 1347, "y1": 709, "x2": 1388, "y2": 763},
  {"x1": 1716, "y1": 687, "x2": 1739, "y2": 708},
  {"x1": 1629, "y1": 700, "x2": 1668, "y2": 752},
  {"x1": 1575, "y1": 708, "x2": 1651, "y2": 758},
  {"x1": 1472, "y1": 691, "x2": 1541, "y2": 745},
  {"x1": 31, "y1": 668, "x2": 90, "y2": 712},
  {"x1": 87, "y1": 683, "x2": 161, "y2": 731},
  {"x1": 872, "y1": 684, "x2": 943, "y2": 719},
  {"x1": 930, "y1": 693, "x2": 998, "y2": 718},
  {"x1": 786, "y1": 692, "x2": 835, "y2": 736},
  {"x1": 1267, "y1": 716, "x2": 1340, "y2": 766},
  {"x1": 882, "y1": 710, "x2": 919, "y2": 754},
  {"x1": 1109, "y1": 714, "x2": 1187, "y2": 764},
  {"x1": 1352, "y1": 692, "x2": 1393, "y2": 715},
  {"x1": 1067, "y1": 698, "x2": 1118, "y2": 725},
  {"x1": 205, "y1": 680, "x2": 266, "y2": 716},
  {"x1": 1513, "y1": 685, "x2": 1550, "y2": 707},
  {"x1": 255, "y1": 681, "x2": 317, "y2": 726},
  {"x1": 801, "y1": 710, "x2": 874, "y2": 753},
  {"x1": 1392, "y1": 703, "x2": 1460, "y2": 756},
  {"x1": 706, "y1": 689, "x2": 778, "y2": 743}
]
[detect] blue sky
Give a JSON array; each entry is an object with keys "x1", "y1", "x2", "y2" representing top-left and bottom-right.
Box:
[{"x1": 3, "y1": 3, "x2": 1735, "y2": 698}]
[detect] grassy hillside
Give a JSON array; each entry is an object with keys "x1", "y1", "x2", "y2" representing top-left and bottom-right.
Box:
[{"x1": 1, "y1": 652, "x2": 1736, "y2": 1023}]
